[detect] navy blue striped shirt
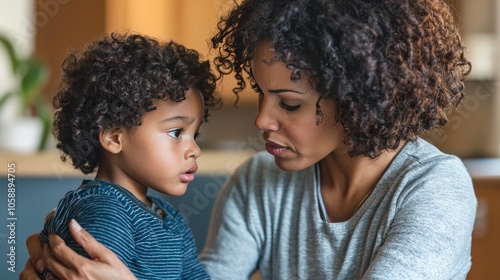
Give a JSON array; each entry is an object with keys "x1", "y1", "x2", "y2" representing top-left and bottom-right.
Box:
[{"x1": 40, "y1": 179, "x2": 209, "y2": 279}]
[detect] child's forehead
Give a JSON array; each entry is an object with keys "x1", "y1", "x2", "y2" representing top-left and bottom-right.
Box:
[
  {"x1": 153, "y1": 88, "x2": 204, "y2": 105},
  {"x1": 150, "y1": 89, "x2": 205, "y2": 115}
]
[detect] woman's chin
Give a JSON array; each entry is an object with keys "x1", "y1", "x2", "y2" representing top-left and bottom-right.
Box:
[{"x1": 273, "y1": 157, "x2": 310, "y2": 172}]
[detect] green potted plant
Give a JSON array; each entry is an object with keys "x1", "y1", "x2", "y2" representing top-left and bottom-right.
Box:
[{"x1": 0, "y1": 34, "x2": 51, "y2": 153}]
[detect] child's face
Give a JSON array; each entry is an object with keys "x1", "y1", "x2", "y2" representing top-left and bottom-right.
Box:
[{"x1": 117, "y1": 88, "x2": 204, "y2": 196}]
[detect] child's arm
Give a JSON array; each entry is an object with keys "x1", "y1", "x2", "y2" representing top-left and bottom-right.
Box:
[
  {"x1": 42, "y1": 192, "x2": 135, "y2": 265},
  {"x1": 21, "y1": 220, "x2": 136, "y2": 280}
]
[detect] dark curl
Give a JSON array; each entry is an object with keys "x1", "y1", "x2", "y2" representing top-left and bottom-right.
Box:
[
  {"x1": 53, "y1": 33, "x2": 220, "y2": 174},
  {"x1": 212, "y1": 0, "x2": 471, "y2": 158}
]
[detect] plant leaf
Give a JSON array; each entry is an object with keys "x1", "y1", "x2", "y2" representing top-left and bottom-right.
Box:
[
  {"x1": 34, "y1": 95, "x2": 53, "y2": 151},
  {"x1": 0, "y1": 91, "x2": 16, "y2": 109},
  {"x1": 20, "y1": 58, "x2": 49, "y2": 103},
  {"x1": 0, "y1": 35, "x2": 20, "y2": 72}
]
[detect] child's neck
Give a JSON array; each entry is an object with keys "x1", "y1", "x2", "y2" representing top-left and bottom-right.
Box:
[{"x1": 95, "y1": 168, "x2": 151, "y2": 207}]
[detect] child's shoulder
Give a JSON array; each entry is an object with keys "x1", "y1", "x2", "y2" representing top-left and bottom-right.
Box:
[{"x1": 59, "y1": 179, "x2": 133, "y2": 209}]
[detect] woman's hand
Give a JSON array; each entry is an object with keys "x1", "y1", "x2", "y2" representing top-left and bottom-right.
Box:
[
  {"x1": 20, "y1": 209, "x2": 55, "y2": 279},
  {"x1": 20, "y1": 233, "x2": 45, "y2": 279},
  {"x1": 21, "y1": 219, "x2": 136, "y2": 280}
]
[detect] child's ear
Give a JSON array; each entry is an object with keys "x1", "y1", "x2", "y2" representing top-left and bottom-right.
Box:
[{"x1": 99, "y1": 129, "x2": 123, "y2": 154}]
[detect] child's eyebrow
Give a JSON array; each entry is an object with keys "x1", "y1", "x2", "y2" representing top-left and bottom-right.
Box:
[{"x1": 160, "y1": 116, "x2": 195, "y2": 123}]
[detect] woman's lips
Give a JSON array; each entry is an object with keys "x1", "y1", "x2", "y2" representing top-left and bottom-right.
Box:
[{"x1": 265, "y1": 141, "x2": 288, "y2": 156}]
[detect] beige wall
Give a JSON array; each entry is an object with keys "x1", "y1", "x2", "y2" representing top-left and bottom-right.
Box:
[
  {"x1": 104, "y1": 0, "x2": 255, "y2": 106},
  {"x1": 0, "y1": 0, "x2": 35, "y2": 120},
  {"x1": 428, "y1": 0, "x2": 500, "y2": 157},
  {"x1": 30, "y1": 0, "x2": 500, "y2": 155}
]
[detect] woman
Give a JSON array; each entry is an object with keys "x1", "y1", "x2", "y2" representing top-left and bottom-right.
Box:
[{"x1": 21, "y1": 0, "x2": 476, "y2": 279}]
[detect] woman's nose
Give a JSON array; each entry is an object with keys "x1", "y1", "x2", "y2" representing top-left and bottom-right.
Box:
[{"x1": 254, "y1": 96, "x2": 279, "y2": 131}]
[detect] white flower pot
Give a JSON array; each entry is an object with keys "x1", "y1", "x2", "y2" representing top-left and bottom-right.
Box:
[{"x1": 0, "y1": 116, "x2": 43, "y2": 154}]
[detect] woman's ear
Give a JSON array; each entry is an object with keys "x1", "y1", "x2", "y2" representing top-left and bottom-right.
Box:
[{"x1": 99, "y1": 129, "x2": 123, "y2": 154}]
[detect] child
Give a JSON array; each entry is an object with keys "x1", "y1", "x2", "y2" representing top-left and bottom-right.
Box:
[{"x1": 39, "y1": 33, "x2": 219, "y2": 279}]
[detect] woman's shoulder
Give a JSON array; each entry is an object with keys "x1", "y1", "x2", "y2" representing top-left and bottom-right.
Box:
[
  {"x1": 389, "y1": 138, "x2": 474, "y2": 199},
  {"x1": 397, "y1": 138, "x2": 469, "y2": 179}
]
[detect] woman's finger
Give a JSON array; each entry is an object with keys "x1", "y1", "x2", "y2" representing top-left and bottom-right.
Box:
[
  {"x1": 19, "y1": 258, "x2": 41, "y2": 280},
  {"x1": 45, "y1": 234, "x2": 86, "y2": 279},
  {"x1": 68, "y1": 219, "x2": 113, "y2": 261},
  {"x1": 47, "y1": 233, "x2": 85, "y2": 270},
  {"x1": 25, "y1": 234, "x2": 44, "y2": 272},
  {"x1": 46, "y1": 220, "x2": 136, "y2": 280}
]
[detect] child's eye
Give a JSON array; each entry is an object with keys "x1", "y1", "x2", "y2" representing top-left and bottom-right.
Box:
[
  {"x1": 279, "y1": 101, "x2": 301, "y2": 111},
  {"x1": 167, "y1": 129, "x2": 182, "y2": 139}
]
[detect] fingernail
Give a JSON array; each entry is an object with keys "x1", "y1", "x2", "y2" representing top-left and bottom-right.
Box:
[{"x1": 70, "y1": 219, "x2": 82, "y2": 232}]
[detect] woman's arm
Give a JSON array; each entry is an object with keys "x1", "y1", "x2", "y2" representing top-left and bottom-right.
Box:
[
  {"x1": 363, "y1": 164, "x2": 477, "y2": 279},
  {"x1": 199, "y1": 160, "x2": 262, "y2": 279},
  {"x1": 20, "y1": 219, "x2": 136, "y2": 280}
]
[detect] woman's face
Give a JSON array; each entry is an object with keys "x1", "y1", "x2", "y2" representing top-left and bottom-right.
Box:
[{"x1": 251, "y1": 42, "x2": 347, "y2": 171}]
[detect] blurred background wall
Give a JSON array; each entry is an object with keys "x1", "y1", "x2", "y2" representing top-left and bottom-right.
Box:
[
  {"x1": 0, "y1": 1, "x2": 499, "y2": 280},
  {"x1": 0, "y1": 0, "x2": 499, "y2": 157},
  {"x1": 424, "y1": 0, "x2": 500, "y2": 158}
]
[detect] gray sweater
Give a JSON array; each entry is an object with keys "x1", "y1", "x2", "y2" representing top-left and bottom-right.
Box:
[{"x1": 200, "y1": 138, "x2": 477, "y2": 279}]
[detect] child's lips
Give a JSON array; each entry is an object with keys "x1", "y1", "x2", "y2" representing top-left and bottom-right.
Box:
[
  {"x1": 180, "y1": 173, "x2": 195, "y2": 182},
  {"x1": 186, "y1": 164, "x2": 198, "y2": 174},
  {"x1": 180, "y1": 164, "x2": 198, "y2": 182}
]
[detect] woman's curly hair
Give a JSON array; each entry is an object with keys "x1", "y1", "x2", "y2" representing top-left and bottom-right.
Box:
[
  {"x1": 53, "y1": 33, "x2": 220, "y2": 174},
  {"x1": 212, "y1": 0, "x2": 471, "y2": 158}
]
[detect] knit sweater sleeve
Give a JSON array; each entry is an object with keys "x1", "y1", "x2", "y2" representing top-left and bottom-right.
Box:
[
  {"x1": 200, "y1": 155, "x2": 263, "y2": 280},
  {"x1": 363, "y1": 157, "x2": 477, "y2": 279}
]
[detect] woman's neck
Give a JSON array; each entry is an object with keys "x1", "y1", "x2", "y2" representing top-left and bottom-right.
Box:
[{"x1": 319, "y1": 142, "x2": 405, "y2": 222}]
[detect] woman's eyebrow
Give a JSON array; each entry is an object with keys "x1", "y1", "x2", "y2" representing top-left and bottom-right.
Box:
[{"x1": 268, "y1": 88, "x2": 304, "y2": 94}]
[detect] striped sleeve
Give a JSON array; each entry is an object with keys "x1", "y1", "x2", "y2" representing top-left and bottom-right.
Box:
[{"x1": 46, "y1": 192, "x2": 135, "y2": 265}]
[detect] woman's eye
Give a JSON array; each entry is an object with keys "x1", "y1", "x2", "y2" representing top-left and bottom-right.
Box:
[
  {"x1": 279, "y1": 101, "x2": 301, "y2": 111},
  {"x1": 167, "y1": 129, "x2": 182, "y2": 139}
]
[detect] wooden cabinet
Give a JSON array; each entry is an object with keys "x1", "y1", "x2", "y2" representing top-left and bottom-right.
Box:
[
  {"x1": 468, "y1": 178, "x2": 500, "y2": 280},
  {"x1": 35, "y1": 0, "x2": 255, "y2": 106},
  {"x1": 463, "y1": 159, "x2": 500, "y2": 280},
  {"x1": 35, "y1": 0, "x2": 106, "y2": 101}
]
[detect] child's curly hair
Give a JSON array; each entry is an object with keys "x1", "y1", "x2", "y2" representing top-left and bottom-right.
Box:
[
  {"x1": 212, "y1": 0, "x2": 471, "y2": 158},
  {"x1": 53, "y1": 33, "x2": 220, "y2": 174}
]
